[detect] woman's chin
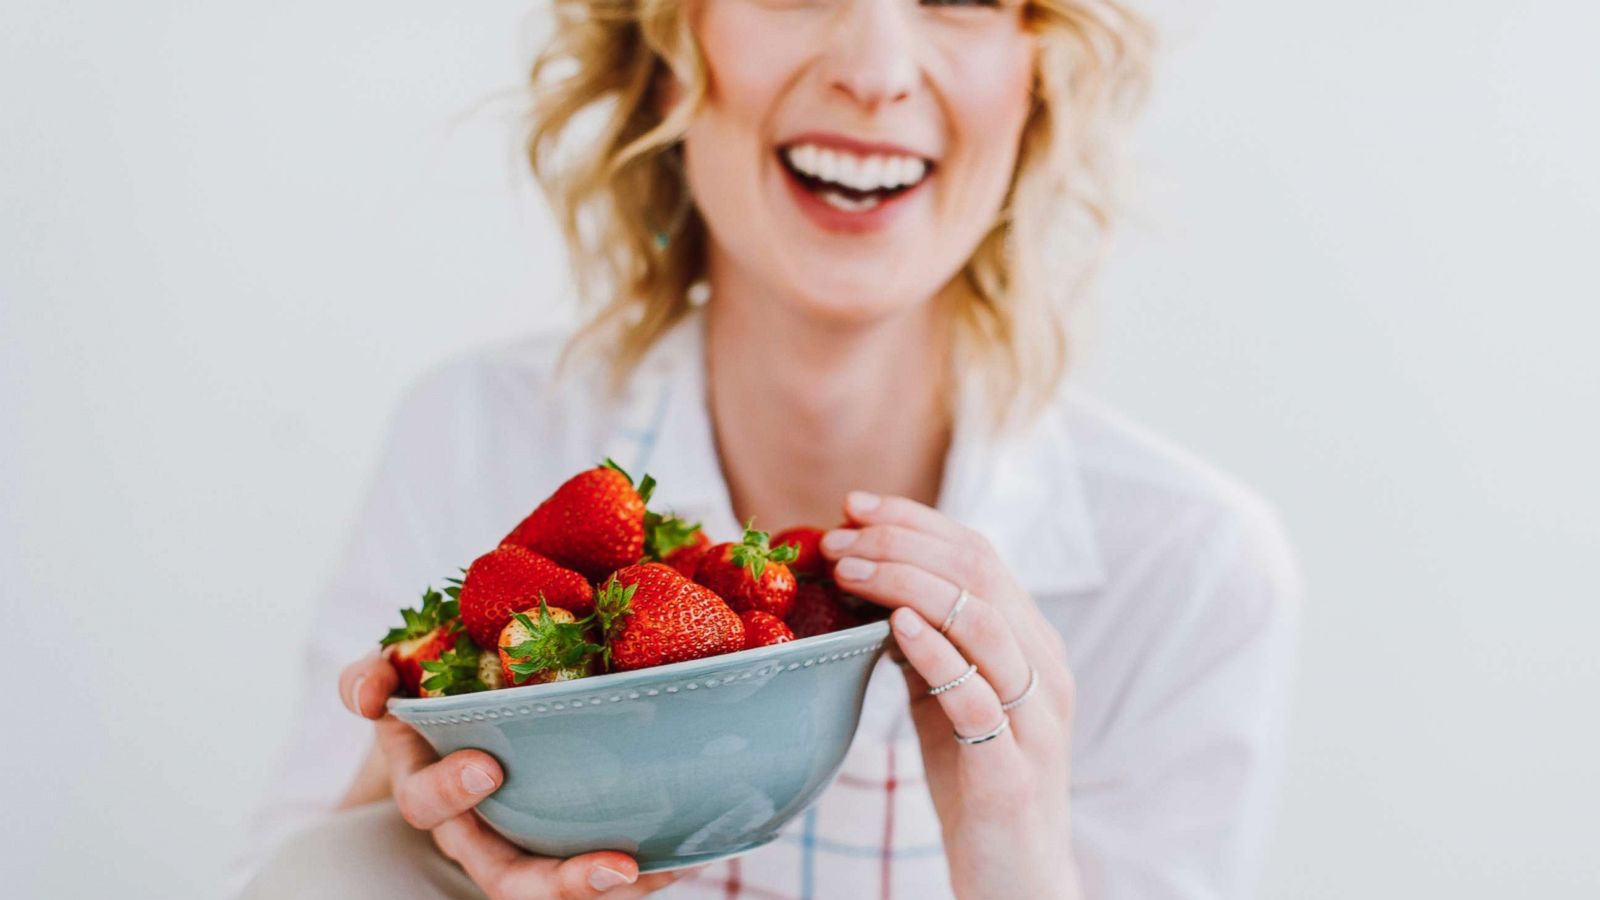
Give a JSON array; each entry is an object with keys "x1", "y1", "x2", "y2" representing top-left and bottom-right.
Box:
[{"x1": 770, "y1": 261, "x2": 941, "y2": 328}]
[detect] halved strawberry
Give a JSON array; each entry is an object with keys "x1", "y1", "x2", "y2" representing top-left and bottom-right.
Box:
[
  {"x1": 502, "y1": 459, "x2": 655, "y2": 581},
  {"x1": 380, "y1": 587, "x2": 463, "y2": 697},
  {"x1": 598, "y1": 563, "x2": 745, "y2": 671},
  {"x1": 497, "y1": 601, "x2": 601, "y2": 686},
  {"x1": 455, "y1": 545, "x2": 593, "y2": 649},
  {"x1": 694, "y1": 524, "x2": 800, "y2": 619},
  {"x1": 740, "y1": 610, "x2": 796, "y2": 649}
]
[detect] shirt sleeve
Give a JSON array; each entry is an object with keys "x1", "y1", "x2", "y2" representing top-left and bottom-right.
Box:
[
  {"x1": 1069, "y1": 501, "x2": 1304, "y2": 900},
  {"x1": 232, "y1": 364, "x2": 488, "y2": 889}
]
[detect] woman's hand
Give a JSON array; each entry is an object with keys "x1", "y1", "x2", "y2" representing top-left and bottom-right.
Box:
[
  {"x1": 337, "y1": 655, "x2": 694, "y2": 899},
  {"x1": 822, "y1": 491, "x2": 1081, "y2": 900}
]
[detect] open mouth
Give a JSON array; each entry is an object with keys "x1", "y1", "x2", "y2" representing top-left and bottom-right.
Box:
[{"x1": 776, "y1": 143, "x2": 935, "y2": 214}]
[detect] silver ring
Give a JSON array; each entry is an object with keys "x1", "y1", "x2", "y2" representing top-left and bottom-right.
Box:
[
  {"x1": 999, "y1": 667, "x2": 1039, "y2": 712},
  {"x1": 927, "y1": 663, "x2": 978, "y2": 696},
  {"x1": 954, "y1": 715, "x2": 1011, "y2": 746},
  {"x1": 939, "y1": 588, "x2": 971, "y2": 635}
]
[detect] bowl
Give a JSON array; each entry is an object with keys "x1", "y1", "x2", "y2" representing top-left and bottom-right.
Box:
[{"x1": 387, "y1": 619, "x2": 891, "y2": 871}]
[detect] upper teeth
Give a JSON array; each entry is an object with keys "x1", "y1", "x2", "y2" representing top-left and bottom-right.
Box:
[{"x1": 784, "y1": 143, "x2": 928, "y2": 192}]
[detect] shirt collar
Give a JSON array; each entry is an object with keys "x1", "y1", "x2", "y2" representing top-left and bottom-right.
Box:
[{"x1": 601, "y1": 310, "x2": 1106, "y2": 598}]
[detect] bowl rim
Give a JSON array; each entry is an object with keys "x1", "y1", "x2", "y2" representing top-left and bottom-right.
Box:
[{"x1": 388, "y1": 619, "x2": 891, "y2": 715}]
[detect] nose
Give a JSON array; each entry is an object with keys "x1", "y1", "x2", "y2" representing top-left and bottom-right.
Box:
[{"x1": 819, "y1": 0, "x2": 918, "y2": 110}]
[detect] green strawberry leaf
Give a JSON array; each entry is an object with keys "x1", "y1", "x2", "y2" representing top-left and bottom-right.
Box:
[
  {"x1": 499, "y1": 599, "x2": 601, "y2": 685},
  {"x1": 418, "y1": 633, "x2": 489, "y2": 695},
  {"x1": 380, "y1": 587, "x2": 459, "y2": 647},
  {"x1": 602, "y1": 457, "x2": 656, "y2": 504},
  {"x1": 643, "y1": 511, "x2": 703, "y2": 560}
]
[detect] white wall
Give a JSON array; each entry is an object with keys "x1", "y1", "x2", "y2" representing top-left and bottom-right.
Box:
[{"x1": 2, "y1": 2, "x2": 1595, "y2": 897}]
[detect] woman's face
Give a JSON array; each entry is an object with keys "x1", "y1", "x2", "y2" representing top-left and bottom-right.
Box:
[{"x1": 680, "y1": 0, "x2": 1036, "y2": 325}]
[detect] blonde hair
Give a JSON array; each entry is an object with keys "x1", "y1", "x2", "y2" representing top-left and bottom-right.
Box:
[{"x1": 527, "y1": 0, "x2": 1152, "y2": 423}]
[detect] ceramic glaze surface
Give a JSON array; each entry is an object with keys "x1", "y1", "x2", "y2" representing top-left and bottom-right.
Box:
[{"x1": 389, "y1": 620, "x2": 890, "y2": 871}]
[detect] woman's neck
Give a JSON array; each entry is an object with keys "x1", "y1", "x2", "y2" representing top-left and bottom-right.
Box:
[{"x1": 702, "y1": 262, "x2": 954, "y2": 531}]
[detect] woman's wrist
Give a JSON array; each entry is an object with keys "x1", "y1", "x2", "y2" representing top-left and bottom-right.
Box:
[{"x1": 946, "y1": 821, "x2": 1079, "y2": 900}]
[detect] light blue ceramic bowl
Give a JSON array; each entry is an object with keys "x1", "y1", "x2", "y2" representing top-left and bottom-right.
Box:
[{"x1": 388, "y1": 619, "x2": 891, "y2": 872}]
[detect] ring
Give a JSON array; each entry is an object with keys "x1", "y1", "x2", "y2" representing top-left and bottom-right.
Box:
[
  {"x1": 954, "y1": 715, "x2": 1011, "y2": 746},
  {"x1": 1000, "y1": 667, "x2": 1039, "y2": 712},
  {"x1": 927, "y1": 663, "x2": 978, "y2": 696},
  {"x1": 939, "y1": 588, "x2": 971, "y2": 635}
]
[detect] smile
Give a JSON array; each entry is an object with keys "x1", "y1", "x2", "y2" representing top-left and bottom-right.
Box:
[{"x1": 777, "y1": 142, "x2": 934, "y2": 214}]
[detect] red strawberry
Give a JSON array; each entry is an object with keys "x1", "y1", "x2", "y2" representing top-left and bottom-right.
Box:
[
  {"x1": 497, "y1": 601, "x2": 600, "y2": 686},
  {"x1": 379, "y1": 587, "x2": 462, "y2": 697},
  {"x1": 456, "y1": 545, "x2": 593, "y2": 649},
  {"x1": 785, "y1": 581, "x2": 865, "y2": 639},
  {"x1": 503, "y1": 460, "x2": 655, "y2": 581},
  {"x1": 771, "y1": 526, "x2": 828, "y2": 581},
  {"x1": 645, "y1": 511, "x2": 712, "y2": 578},
  {"x1": 598, "y1": 562, "x2": 745, "y2": 671},
  {"x1": 695, "y1": 525, "x2": 800, "y2": 619},
  {"x1": 740, "y1": 610, "x2": 795, "y2": 649}
]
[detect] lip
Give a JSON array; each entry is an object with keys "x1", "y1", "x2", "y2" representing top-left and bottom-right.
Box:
[{"x1": 777, "y1": 130, "x2": 936, "y2": 163}]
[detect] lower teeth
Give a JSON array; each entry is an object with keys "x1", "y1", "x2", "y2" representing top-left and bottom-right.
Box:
[{"x1": 820, "y1": 190, "x2": 881, "y2": 213}]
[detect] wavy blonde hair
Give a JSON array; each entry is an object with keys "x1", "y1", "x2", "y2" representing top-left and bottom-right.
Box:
[{"x1": 527, "y1": 0, "x2": 1152, "y2": 423}]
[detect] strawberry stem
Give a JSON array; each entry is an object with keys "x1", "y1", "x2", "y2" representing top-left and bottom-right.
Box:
[
  {"x1": 381, "y1": 586, "x2": 460, "y2": 647},
  {"x1": 643, "y1": 511, "x2": 703, "y2": 559},
  {"x1": 728, "y1": 522, "x2": 797, "y2": 580},
  {"x1": 419, "y1": 633, "x2": 488, "y2": 695}
]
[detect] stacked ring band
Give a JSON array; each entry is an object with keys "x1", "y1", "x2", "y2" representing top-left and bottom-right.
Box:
[
  {"x1": 1000, "y1": 667, "x2": 1039, "y2": 712},
  {"x1": 940, "y1": 588, "x2": 971, "y2": 634},
  {"x1": 954, "y1": 716, "x2": 1012, "y2": 746},
  {"x1": 927, "y1": 663, "x2": 978, "y2": 696}
]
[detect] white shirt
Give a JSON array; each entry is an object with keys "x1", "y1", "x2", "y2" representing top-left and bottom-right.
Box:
[{"x1": 245, "y1": 310, "x2": 1302, "y2": 899}]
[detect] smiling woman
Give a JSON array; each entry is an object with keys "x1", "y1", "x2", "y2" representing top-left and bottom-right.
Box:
[
  {"x1": 534, "y1": 0, "x2": 1149, "y2": 421},
  {"x1": 240, "y1": 0, "x2": 1304, "y2": 899}
]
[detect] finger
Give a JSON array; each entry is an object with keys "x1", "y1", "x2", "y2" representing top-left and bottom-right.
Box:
[
  {"x1": 891, "y1": 607, "x2": 1017, "y2": 750},
  {"x1": 821, "y1": 524, "x2": 1007, "y2": 601},
  {"x1": 389, "y1": 746, "x2": 504, "y2": 831},
  {"x1": 437, "y1": 814, "x2": 683, "y2": 900},
  {"x1": 842, "y1": 491, "x2": 970, "y2": 544},
  {"x1": 339, "y1": 652, "x2": 399, "y2": 719},
  {"x1": 375, "y1": 713, "x2": 441, "y2": 780}
]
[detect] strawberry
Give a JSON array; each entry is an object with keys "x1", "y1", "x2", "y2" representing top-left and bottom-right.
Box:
[
  {"x1": 455, "y1": 544, "x2": 593, "y2": 649},
  {"x1": 785, "y1": 581, "x2": 866, "y2": 639},
  {"x1": 497, "y1": 601, "x2": 601, "y2": 686},
  {"x1": 503, "y1": 459, "x2": 655, "y2": 581},
  {"x1": 417, "y1": 632, "x2": 493, "y2": 697},
  {"x1": 597, "y1": 562, "x2": 745, "y2": 671},
  {"x1": 740, "y1": 610, "x2": 795, "y2": 649},
  {"x1": 477, "y1": 649, "x2": 506, "y2": 691},
  {"x1": 380, "y1": 587, "x2": 464, "y2": 697},
  {"x1": 771, "y1": 526, "x2": 828, "y2": 581},
  {"x1": 694, "y1": 525, "x2": 800, "y2": 619},
  {"x1": 644, "y1": 511, "x2": 711, "y2": 578}
]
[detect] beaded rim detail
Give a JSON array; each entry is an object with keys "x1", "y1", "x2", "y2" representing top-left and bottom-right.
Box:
[{"x1": 397, "y1": 641, "x2": 886, "y2": 727}]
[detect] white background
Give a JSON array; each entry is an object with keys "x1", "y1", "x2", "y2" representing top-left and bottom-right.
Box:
[{"x1": 2, "y1": 1, "x2": 1596, "y2": 897}]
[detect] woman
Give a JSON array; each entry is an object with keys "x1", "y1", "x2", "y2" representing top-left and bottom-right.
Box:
[{"x1": 244, "y1": 0, "x2": 1301, "y2": 896}]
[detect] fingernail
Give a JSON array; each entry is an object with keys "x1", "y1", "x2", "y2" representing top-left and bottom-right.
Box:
[
  {"x1": 835, "y1": 557, "x2": 876, "y2": 581},
  {"x1": 847, "y1": 491, "x2": 881, "y2": 513},
  {"x1": 348, "y1": 674, "x2": 367, "y2": 716},
  {"x1": 589, "y1": 865, "x2": 634, "y2": 891},
  {"x1": 460, "y1": 764, "x2": 496, "y2": 794},
  {"x1": 893, "y1": 608, "x2": 924, "y2": 637},
  {"x1": 821, "y1": 529, "x2": 857, "y2": 553}
]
